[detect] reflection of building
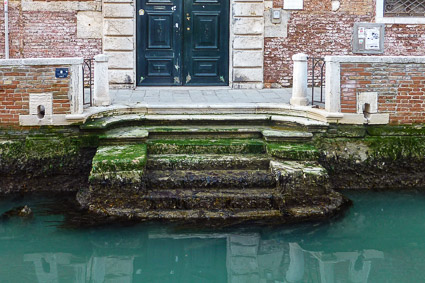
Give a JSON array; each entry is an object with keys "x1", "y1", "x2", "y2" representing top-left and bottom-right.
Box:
[{"x1": 21, "y1": 232, "x2": 385, "y2": 283}]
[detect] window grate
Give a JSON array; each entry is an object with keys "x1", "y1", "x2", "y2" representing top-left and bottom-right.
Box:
[{"x1": 384, "y1": 0, "x2": 425, "y2": 17}]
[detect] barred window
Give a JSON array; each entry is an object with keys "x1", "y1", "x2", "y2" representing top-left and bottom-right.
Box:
[{"x1": 384, "y1": 0, "x2": 425, "y2": 17}]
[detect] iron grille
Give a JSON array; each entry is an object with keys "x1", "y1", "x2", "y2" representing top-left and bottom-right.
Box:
[{"x1": 384, "y1": 0, "x2": 425, "y2": 17}]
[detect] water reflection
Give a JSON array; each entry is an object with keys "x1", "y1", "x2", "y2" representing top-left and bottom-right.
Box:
[
  {"x1": 0, "y1": 227, "x2": 385, "y2": 283},
  {"x1": 2, "y1": 190, "x2": 425, "y2": 282}
]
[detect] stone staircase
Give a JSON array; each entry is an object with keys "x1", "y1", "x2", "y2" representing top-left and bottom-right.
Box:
[{"x1": 78, "y1": 116, "x2": 348, "y2": 225}]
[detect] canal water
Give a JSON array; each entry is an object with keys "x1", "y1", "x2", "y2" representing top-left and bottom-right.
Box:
[{"x1": 0, "y1": 191, "x2": 425, "y2": 283}]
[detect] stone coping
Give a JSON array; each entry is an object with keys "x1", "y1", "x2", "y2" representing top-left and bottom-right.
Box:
[
  {"x1": 325, "y1": 56, "x2": 425, "y2": 64},
  {"x1": 63, "y1": 103, "x2": 341, "y2": 126},
  {"x1": 0, "y1": 57, "x2": 84, "y2": 66}
]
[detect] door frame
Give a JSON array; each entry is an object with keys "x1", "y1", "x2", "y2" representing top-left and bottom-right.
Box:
[{"x1": 134, "y1": 0, "x2": 233, "y2": 87}]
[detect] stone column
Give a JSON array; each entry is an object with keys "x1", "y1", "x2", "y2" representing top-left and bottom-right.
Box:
[
  {"x1": 290, "y1": 53, "x2": 309, "y2": 106},
  {"x1": 93, "y1": 54, "x2": 111, "y2": 106}
]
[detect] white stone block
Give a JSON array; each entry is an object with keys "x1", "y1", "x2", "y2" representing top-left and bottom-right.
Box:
[
  {"x1": 29, "y1": 93, "x2": 53, "y2": 117},
  {"x1": 104, "y1": 37, "x2": 134, "y2": 51},
  {"x1": 233, "y1": 36, "x2": 263, "y2": 50},
  {"x1": 233, "y1": 51, "x2": 263, "y2": 67},
  {"x1": 233, "y1": 3, "x2": 263, "y2": 17},
  {"x1": 105, "y1": 52, "x2": 134, "y2": 69},
  {"x1": 233, "y1": 68, "x2": 263, "y2": 82},
  {"x1": 94, "y1": 54, "x2": 111, "y2": 106},
  {"x1": 232, "y1": 82, "x2": 264, "y2": 89},
  {"x1": 357, "y1": 92, "x2": 378, "y2": 114},
  {"x1": 104, "y1": 19, "x2": 134, "y2": 36},
  {"x1": 109, "y1": 69, "x2": 134, "y2": 84},
  {"x1": 233, "y1": 18, "x2": 264, "y2": 35},
  {"x1": 264, "y1": 9, "x2": 289, "y2": 38},
  {"x1": 77, "y1": 11, "x2": 103, "y2": 39},
  {"x1": 104, "y1": 3, "x2": 134, "y2": 18},
  {"x1": 104, "y1": 0, "x2": 133, "y2": 3}
]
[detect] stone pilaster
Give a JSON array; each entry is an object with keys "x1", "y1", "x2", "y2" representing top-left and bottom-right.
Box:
[
  {"x1": 103, "y1": 0, "x2": 135, "y2": 88},
  {"x1": 232, "y1": 0, "x2": 264, "y2": 89}
]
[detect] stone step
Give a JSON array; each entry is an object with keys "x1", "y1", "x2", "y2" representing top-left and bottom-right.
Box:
[
  {"x1": 99, "y1": 127, "x2": 149, "y2": 145},
  {"x1": 108, "y1": 188, "x2": 281, "y2": 210},
  {"x1": 262, "y1": 130, "x2": 313, "y2": 143},
  {"x1": 146, "y1": 154, "x2": 270, "y2": 170},
  {"x1": 147, "y1": 139, "x2": 266, "y2": 155},
  {"x1": 89, "y1": 144, "x2": 147, "y2": 182},
  {"x1": 266, "y1": 143, "x2": 319, "y2": 160},
  {"x1": 97, "y1": 207, "x2": 284, "y2": 222},
  {"x1": 147, "y1": 126, "x2": 263, "y2": 139},
  {"x1": 146, "y1": 170, "x2": 276, "y2": 189}
]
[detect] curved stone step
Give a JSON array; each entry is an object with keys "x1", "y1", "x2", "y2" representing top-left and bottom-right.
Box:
[
  {"x1": 96, "y1": 207, "x2": 284, "y2": 222},
  {"x1": 146, "y1": 170, "x2": 276, "y2": 189},
  {"x1": 106, "y1": 188, "x2": 281, "y2": 210},
  {"x1": 147, "y1": 154, "x2": 270, "y2": 170}
]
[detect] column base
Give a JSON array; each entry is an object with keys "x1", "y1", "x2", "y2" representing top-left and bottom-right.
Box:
[{"x1": 290, "y1": 97, "x2": 309, "y2": 106}]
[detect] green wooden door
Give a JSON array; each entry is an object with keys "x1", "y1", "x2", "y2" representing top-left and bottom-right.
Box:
[{"x1": 137, "y1": 0, "x2": 229, "y2": 86}]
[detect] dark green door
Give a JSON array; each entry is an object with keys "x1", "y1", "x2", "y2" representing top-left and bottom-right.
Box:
[{"x1": 136, "y1": 0, "x2": 229, "y2": 86}]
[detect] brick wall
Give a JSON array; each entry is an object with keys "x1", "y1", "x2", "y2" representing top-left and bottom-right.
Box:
[
  {"x1": 340, "y1": 62, "x2": 425, "y2": 124},
  {"x1": 0, "y1": 65, "x2": 71, "y2": 125},
  {"x1": 265, "y1": 0, "x2": 425, "y2": 87},
  {"x1": 0, "y1": 5, "x2": 101, "y2": 59}
]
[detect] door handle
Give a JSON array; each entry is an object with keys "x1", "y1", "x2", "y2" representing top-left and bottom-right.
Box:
[{"x1": 187, "y1": 17, "x2": 190, "y2": 20}]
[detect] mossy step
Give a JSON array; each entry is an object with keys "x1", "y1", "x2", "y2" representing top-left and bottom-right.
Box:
[
  {"x1": 106, "y1": 188, "x2": 281, "y2": 210},
  {"x1": 147, "y1": 139, "x2": 266, "y2": 154},
  {"x1": 147, "y1": 154, "x2": 270, "y2": 170},
  {"x1": 91, "y1": 144, "x2": 147, "y2": 174},
  {"x1": 146, "y1": 170, "x2": 276, "y2": 189},
  {"x1": 99, "y1": 127, "x2": 149, "y2": 145},
  {"x1": 95, "y1": 207, "x2": 283, "y2": 221},
  {"x1": 146, "y1": 126, "x2": 264, "y2": 139},
  {"x1": 262, "y1": 130, "x2": 313, "y2": 143},
  {"x1": 267, "y1": 143, "x2": 319, "y2": 160}
]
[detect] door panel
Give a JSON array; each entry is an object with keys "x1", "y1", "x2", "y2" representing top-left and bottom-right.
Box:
[
  {"x1": 137, "y1": 1, "x2": 182, "y2": 85},
  {"x1": 137, "y1": 0, "x2": 228, "y2": 86},
  {"x1": 183, "y1": 0, "x2": 229, "y2": 85}
]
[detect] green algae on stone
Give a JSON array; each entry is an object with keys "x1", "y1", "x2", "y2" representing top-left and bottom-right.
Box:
[
  {"x1": 266, "y1": 143, "x2": 319, "y2": 160},
  {"x1": 147, "y1": 139, "x2": 266, "y2": 154},
  {"x1": 366, "y1": 125, "x2": 425, "y2": 136},
  {"x1": 365, "y1": 136, "x2": 425, "y2": 160},
  {"x1": 91, "y1": 144, "x2": 147, "y2": 174}
]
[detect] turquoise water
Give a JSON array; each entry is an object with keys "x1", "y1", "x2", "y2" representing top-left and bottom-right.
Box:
[{"x1": 1, "y1": 191, "x2": 425, "y2": 283}]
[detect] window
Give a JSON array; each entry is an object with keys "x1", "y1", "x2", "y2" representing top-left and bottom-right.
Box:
[
  {"x1": 384, "y1": 0, "x2": 425, "y2": 17},
  {"x1": 376, "y1": 0, "x2": 425, "y2": 24}
]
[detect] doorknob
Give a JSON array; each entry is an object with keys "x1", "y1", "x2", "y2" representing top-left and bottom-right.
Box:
[
  {"x1": 187, "y1": 27, "x2": 190, "y2": 31},
  {"x1": 187, "y1": 16, "x2": 190, "y2": 20}
]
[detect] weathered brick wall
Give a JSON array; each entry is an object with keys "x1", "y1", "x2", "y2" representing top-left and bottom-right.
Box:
[
  {"x1": 0, "y1": 5, "x2": 101, "y2": 59},
  {"x1": 265, "y1": 0, "x2": 425, "y2": 87},
  {"x1": 340, "y1": 62, "x2": 425, "y2": 124},
  {"x1": 0, "y1": 65, "x2": 71, "y2": 125}
]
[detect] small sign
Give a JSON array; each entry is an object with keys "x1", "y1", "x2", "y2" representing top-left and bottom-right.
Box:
[
  {"x1": 365, "y1": 27, "x2": 380, "y2": 50},
  {"x1": 55, "y1": 68, "x2": 69, "y2": 79},
  {"x1": 284, "y1": 0, "x2": 303, "y2": 10}
]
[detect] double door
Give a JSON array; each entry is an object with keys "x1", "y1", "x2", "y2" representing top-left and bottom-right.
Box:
[{"x1": 136, "y1": 0, "x2": 229, "y2": 86}]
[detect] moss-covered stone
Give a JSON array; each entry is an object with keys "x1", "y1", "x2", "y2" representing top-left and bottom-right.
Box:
[
  {"x1": 147, "y1": 139, "x2": 266, "y2": 154},
  {"x1": 366, "y1": 125, "x2": 425, "y2": 136},
  {"x1": 91, "y1": 144, "x2": 147, "y2": 174},
  {"x1": 267, "y1": 143, "x2": 320, "y2": 160}
]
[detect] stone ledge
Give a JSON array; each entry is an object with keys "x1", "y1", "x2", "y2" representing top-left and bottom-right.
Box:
[
  {"x1": 326, "y1": 56, "x2": 425, "y2": 64},
  {"x1": 0, "y1": 58, "x2": 84, "y2": 66}
]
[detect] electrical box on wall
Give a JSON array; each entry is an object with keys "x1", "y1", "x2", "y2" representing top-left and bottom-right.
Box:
[
  {"x1": 271, "y1": 9, "x2": 282, "y2": 24},
  {"x1": 353, "y1": 23, "x2": 385, "y2": 54}
]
